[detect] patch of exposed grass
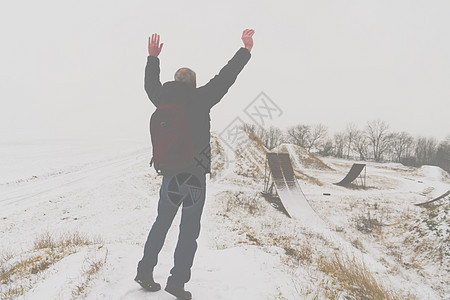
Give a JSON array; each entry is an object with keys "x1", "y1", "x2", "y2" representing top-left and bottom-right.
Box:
[
  {"x1": 0, "y1": 231, "x2": 103, "y2": 299},
  {"x1": 242, "y1": 224, "x2": 399, "y2": 298},
  {"x1": 1, "y1": 250, "x2": 72, "y2": 298},
  {"x1": 237, "y1": 224, "x2": 314, "y2": 267},
  {"x1": 217, "y1": 189, "x2": 405, "y2": 298},
  {"x1": 219, "y1": 190, "x2": 404, "y2": 299}
]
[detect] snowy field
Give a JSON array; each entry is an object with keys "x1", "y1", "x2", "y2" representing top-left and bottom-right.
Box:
[{"x1": 0, "y1": 134, "x2": 449, "y2": 299}]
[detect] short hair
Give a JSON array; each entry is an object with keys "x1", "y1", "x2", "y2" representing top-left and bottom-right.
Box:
[{"x1": 174, "y1": 68, "x2": 196, "y2": 85}]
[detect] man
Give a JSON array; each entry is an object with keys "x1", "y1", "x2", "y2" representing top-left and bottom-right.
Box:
[{"x1": 135, "y1": 29, "x2": 255, "y2": 300}]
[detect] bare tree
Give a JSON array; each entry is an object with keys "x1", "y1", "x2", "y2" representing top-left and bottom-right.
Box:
[
  {"x1": 287, "y1": 124, "x2": 310, "y2": 148},
  {"x1": 391, "y1": 131, "x2": 413, "y2": 162},
  {"x1": 334, "y1": 132, "x2": 346, "y2": 158},
  {"x1": 242, "y1": 123, "x2": 256, "y2": 135},
  {"x1": 242, "y1": 123, "x2": 267, "y2": 145},
  {"x1": 345, "y1": 123, "x2": 358, "y2": 158},
  {"x1": 352, "y1": 130, "x2": 369, "y2": 160},
  {"x1": 262, "y1": 126, "x2": 284, "y2": 150},
  {"x1": 365, "y1": 120, "x2": 391, "y2": 162},
  {"x1": 307, "y1": 124, "x2": 328, "y2": 152},
  {"x1": 436, "y1": 136, "x2": 450, "y2": 172},
  {"x1": 318, "y1": 138, "x2": 334, "y2": 156},
  {"x1": 415, "y1": 137, "x2": 438, "y2": 166}
]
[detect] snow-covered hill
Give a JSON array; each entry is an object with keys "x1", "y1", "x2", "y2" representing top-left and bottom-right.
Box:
[{"x1": 0, "y1": 134, "x2": 448, "y2": 299}]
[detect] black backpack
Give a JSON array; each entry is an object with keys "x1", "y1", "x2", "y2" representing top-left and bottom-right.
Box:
[{"x1": 149, "y1": 103, "x2": 195, "y2": 174}]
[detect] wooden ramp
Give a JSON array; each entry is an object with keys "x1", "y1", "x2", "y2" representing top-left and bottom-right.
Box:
[
  {"x1": 263, "y1": 153, "x2": 321, "y2": 223},
  {"x1": 415, "y1": 189, "x2": 450, "y2": 206},
  {"x1": 335, "y1": 163, "x2": 366, "y2": 187}
]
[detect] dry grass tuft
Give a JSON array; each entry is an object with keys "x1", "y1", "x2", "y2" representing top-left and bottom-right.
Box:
[
  {"x1": 313, "y1": 278, "x2": 343, "y2": 300},
  {"x1": 0, "y1": 249, "x2": 14, "y2": 283},
  {"x1": 72, "y1": 249, "x2": 108, "y2": 297},
  {"x1": 33, "y1": 231, "x2": 102, "y2": 251},
  {"x1": 247, "y1": 132, "x2": 268, "y2": 153},
  {"x1": 1, "y1": 285, "x2": 25, "y2": 299},
  {"x1": 32, "y1": 231, "x2": 54, "y2": 250},
  {"x1": 318, "y1": 253, "x2": 400, "y2": 300},
  {"x1": 210, "y1": 134, "x2": 226, "y2": 178}
]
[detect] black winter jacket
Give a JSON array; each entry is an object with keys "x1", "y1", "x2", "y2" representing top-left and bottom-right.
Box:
[{"x1": 145, "y1": 47, "x2": 251, "y2": 174}]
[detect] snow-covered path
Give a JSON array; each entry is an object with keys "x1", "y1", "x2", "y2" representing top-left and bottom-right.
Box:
[{"x1": 0, "y1": 149, "x2": 149, "y2": 216}]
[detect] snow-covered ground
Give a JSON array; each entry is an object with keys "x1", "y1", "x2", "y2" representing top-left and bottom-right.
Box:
[{"x1": 0, "y1": 134, "x2": 448, "y2": 299}]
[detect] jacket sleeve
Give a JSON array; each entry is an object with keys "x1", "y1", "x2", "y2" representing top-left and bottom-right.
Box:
[
  {"x1": 198, "y1": 47, "x2": 251, "y2": 108},
  {"x1": 144, "y1": 56, "x2": 162, "y2": 107}
]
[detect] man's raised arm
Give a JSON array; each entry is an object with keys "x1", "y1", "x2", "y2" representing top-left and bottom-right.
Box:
[
  {"x1": 144, "y1": 33, "x2": 164, "y2": 107},
  {"x1": 198, "y1": 29, "x2": 255, "y2": 108}
]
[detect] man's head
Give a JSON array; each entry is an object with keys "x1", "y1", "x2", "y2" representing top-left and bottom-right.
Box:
[{"x1": 174, "y1": 68, "x2": 196, "y2": 87}]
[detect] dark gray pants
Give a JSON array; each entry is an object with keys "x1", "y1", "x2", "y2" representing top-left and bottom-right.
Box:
[{"x1": 137, "y1": 169, "x2": 206, "y2": 288}]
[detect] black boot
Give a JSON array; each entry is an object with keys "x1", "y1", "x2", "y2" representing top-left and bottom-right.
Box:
[
  {"x1": 134, "y1": 273, "x2": 161, "y2": 292},
  {"x1": 165, "y1": 284, "x2": 192, "y2": 300}
]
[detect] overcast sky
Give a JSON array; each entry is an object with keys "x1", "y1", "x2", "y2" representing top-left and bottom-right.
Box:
[{"x1": 1, "y1": 0, "x2": 449, "y2": 142}]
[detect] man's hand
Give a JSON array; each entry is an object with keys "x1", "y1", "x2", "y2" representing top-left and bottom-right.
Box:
[
  {"x1": 148, "y1": 33, "x2": 164, "y2": 57},
  {"x1": 241, "y1": 29, "x2": 255, "y2": 52}
]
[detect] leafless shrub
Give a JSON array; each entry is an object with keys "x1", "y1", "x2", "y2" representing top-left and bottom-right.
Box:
[
  {"x1": 226, "y1": 192, "x2": 263, "y2": 216},
  {"x1": 287, "y1": 124, "x2": 310, "y2": 149},
  {"x1": 355, "y1": 211, "x2": 383, "y2": 234},
  {"x1": 351, "y1": 239, "x2": 366, "y2": 253},
  {"x1": 282, "y1": 243, "x2": 313, "y2": 266}
]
